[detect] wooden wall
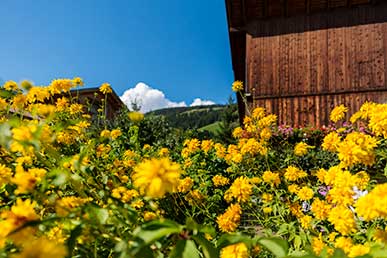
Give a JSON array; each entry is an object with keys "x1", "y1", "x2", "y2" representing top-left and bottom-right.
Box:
[{"x1": 245, "y1": 4, "x2": 387, "y2": 126}]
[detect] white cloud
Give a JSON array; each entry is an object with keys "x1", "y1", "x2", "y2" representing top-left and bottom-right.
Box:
[
  {"x1": 120, "y1": 82, "x2": 215, "y2": 113},
  {"x1": 190, "y1": 98, "x2": 216, "y2": 107}
]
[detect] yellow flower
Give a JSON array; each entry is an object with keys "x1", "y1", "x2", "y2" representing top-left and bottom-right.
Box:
[
  {"x1": 0, "y1": 164, "x2": 12, "y2": 186},
  {"x1": 3, "y1": 80, "x2": 18, "y2": 91},
  {"x1": 0, "y1": 199, "x2": 38, "y2": 245},
  {"x1": 55, "y1": 196, "x2": 91, "y2": 216},
  {"x1": 297, "y1": 186, "x2": 314, "y2": 201},
  {"x1": 250, "y1": 177, "x2": 261, "y2": 184},
  {"x1": 311, "y1": 198, "x2": 330, "y2": 220},
  {"x1": 177, "y1": 177, "x2": 194, "y2": 193},
  {"x1": 55, "y1": 97, "x2": 69, "y2": 112},
  {"x1": 323, "y1": 166, "x2": 341, "y2": 186},
  {"x1": 263, "y1": 207, "x2": 273, "y2": 214},
  {"x1": 111, "y1": 129, "x2": 122, "y2": 140},
  {"x1": 220, "y1": 242, "x2": 249, "y2": 258},
  {"x1": 9, "y1": 199, "x2": 39, "y2": 222},
  {"x1": 328, "y1": 205, "x2": 356, "y2": 235},
  {"x1": 99, "y1": 82, "x2": 112, "y2": 94},
  {"x1": 288, "y1": 184, "x2": 300, "y2": 194},
  {"x1": 185, "y1": 189, "x2": 205, "y2": 206},
  {"x1": 12, "y1": 236, "x2": 67, "y2": 258},
  {"x1": 322, "y1": 132, "x2": 341, "y2": 152},
  {"x1": 315, "y1": 168, "x2": 327, "y2": 182},
  {"x1": 243, "y1": 116, "x2": 252, "y2": 127},
  {"x1": 46, "y1": 225, "x2": 67, "y2": 244},
  {"x1": 232, "y1": 127, "x2": 244, "y2": 139},
  {"x1": 262, "y1": 193, "x2": 273, "y2": 203},
  {"x1": 201, "y1": 139, "x2": 214, "y2": 153},
  {"x1": 158, "y1": 148, "x2": 169, "y2": 157},
  {"x1": 143, "y1": 211, "x2": 157, "y2": 221},
  {"x1": 112, "y1": 187, "x2": 139, "y2": 203},
  {"x1": 332, "y1": 169, "x2": 356, "y2": 189},
  {"x1": 260, "y1": 127, "x2": 272, "y2": 141},
  {"x1": 239, "y1": 138, "x2": 267, "y2": 156},
  {"x1": 355, "y1": 183, "x2": 387, "y2": 221},
  {"x1": 348, "y1": 244, "x2": 370, "y2": 258},
  {"x1": 257, "y1": 114, "x2": 277, "y2": 128},
  {"x1": 12, "y1": 124, "x2": 37, "y2": 142},
  {"x1": 334, "y1": 237, "x2": 353, "y2": 254},
  {"x1": 217, "y1": 203, "x2": 242, "y2": 233},
  {"x1": 11, "y1": 94, "x2": 27, "y2": 109},
  {"x1": 212, "y1": 175, "x2": 230, "y2": 187},
  {"x1": 100, "y1": 129, "x2": 110, "y2": 138},
  {"x1": 224, "y1": 176, "x2": 253, "y2": 203},
  {"x1": 131, "y1": 199, "x2": 144, "y2": 209},
  {"x1": 312, "y1": 235, "x2": 326, "y2": 255},
  {"x1": 330, "y1": 104, "x2": 348, "y2": 123},
  {"x1": 0, "y1": 97, "x2": 7, "y2": 110},
  {"x1": 284, "y1": 166, "x2": 307, "y2": 181},
  {"x1": 262, "y1": 171, "x2": 281, "y2": 187},
  {"x1": 11, "y1": 166, "x2": 46, "y2": 194},
  {"x1": 26, "y1": 86, "x2": 51, "y2": 103},
  {"x1": 294, "y1": 142, "x2": 314, "y2": 156},
  {"x1": 57, "y1": 131, "x2": 75, "y2": 145},
  {"x1": 299, "y1": 215, "x2": 312, "y2": 229},
  {"x1": 289, "y1": 203, "x2": 303, "y2": 218},
  {"x1": 337, "y1": 132, "x2": 377, "y2": 168},
  {"x1": 252, "y1": 107, "x2": 265, "y2": 119},
  {"x1": 69, "y1": 103, "x2": 84, "y2": 114},
  {"x1": 128, "y1": 111, "x2": 144, "y2": 123},
  {"x1": 49, "y1": 79, "x2": 73, "y2": 93},
  {"x1": 373, "y1": 227, "x2": 387, "y2": 243},
  {"x1": 214, "y1": 143, "x2": 226, "y2": 159},
  {"x1": 73, "y1": 77, "x2": 84, "y2": 86},
  {"x1": 354, "y1": 171, "x2": 369, "y2": 190},
  {"x1": 132, "y1": 158, "x2": 181, "y2": 198},
  {"x1": 20, "y1": 80, "x2": 33, "y2": 90},
  {"x1": 231, "y1": 81, "x2": 243, "y2": 92},
  {"x1": 367, "y1": 102, "x2": 387, "y2": 138}
]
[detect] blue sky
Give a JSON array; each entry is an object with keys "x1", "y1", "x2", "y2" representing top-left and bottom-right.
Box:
[{"x1": 0, "y1": 0, "x2": 234, "y2": 111}]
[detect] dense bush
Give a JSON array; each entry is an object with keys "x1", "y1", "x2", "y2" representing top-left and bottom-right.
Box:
[{"x1": 1, "y1": 79, "x2": 387, "y2": 258}]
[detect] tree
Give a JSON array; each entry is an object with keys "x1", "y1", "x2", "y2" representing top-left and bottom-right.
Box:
[{"x1": 215, "y1": 96, "x2": 239, "y2": 144}]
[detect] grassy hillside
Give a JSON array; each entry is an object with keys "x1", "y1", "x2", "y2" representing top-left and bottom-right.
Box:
[
  {"x1": 198, "y1": 121, "x2": 222, "y2": 134},
  {"x1": 146, "y1": 105, "x2": 229, "y2": 130}
]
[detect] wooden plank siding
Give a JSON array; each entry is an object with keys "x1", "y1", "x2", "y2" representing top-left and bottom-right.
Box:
[
  {"x1": 253, "y1": 91, "x2": 387, "y2": 127},
  {"x1": 242, "y1": 3, "x2": 387, "y2": 126}
]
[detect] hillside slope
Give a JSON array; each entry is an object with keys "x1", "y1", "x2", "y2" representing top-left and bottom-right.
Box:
[{"x1": 146, "y1": 105, "x2": 228, "y2": 130}]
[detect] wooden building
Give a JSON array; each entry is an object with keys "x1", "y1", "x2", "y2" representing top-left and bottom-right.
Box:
[
  {"x1": 226, "y1": 0, "x2": 387, "y2": 126},
  {"x1": 71, "y1": 87, "x2": 125, "y2": 120},
  {"x1": 50, "y1": 87, "x2": 125, "y2": 120}
]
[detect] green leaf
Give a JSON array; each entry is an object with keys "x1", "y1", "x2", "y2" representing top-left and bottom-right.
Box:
[
  {"x1": 66, "y1": 224, "x2": 83, "y2": 255},
  {"x1": 88, "y1": 206, "x2": 109, "y2": 225},
  {"x1": 133, "y1": 219, "x2": 182, "y2": 245},
  {"x1": 293, "y1": 235, "x2": 302, "y2": 250},
  {"x1": 331, "y1": 249, "x2": 346, "y2": 258},
  {"x1": 217, "y1": 234, "x2": 252, "y2": 249},
  {"x1": 135, "y1": 246, "x2": 155, "y2": 258},
  {"x1": 258, "y1": 237, "x2": 289, "y2": 258},
  {"x1": 192, "y1": 234, "x2": 219, "y2": 258},
  {"x1": 369, "y1": 245, "x2": 387, "y2": 258},
  {"x1": 185, "y1": 217, "x2": 199, "y2": 231},
  {"x1": 169, "y1": 240, "x2": 200, "y2": 258}
]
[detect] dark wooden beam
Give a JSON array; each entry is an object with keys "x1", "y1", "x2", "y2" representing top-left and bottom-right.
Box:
[
  {"x1": 306, "y1": 0, "x2": 311, "y2": 14},
  {"x1": 241, "y1": 0, "x2": 247, "y2": 26}
]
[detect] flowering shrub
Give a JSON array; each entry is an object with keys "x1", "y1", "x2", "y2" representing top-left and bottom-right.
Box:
[{"x1": 1, "y1": 79, "x2": 387, "y2": 257}]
